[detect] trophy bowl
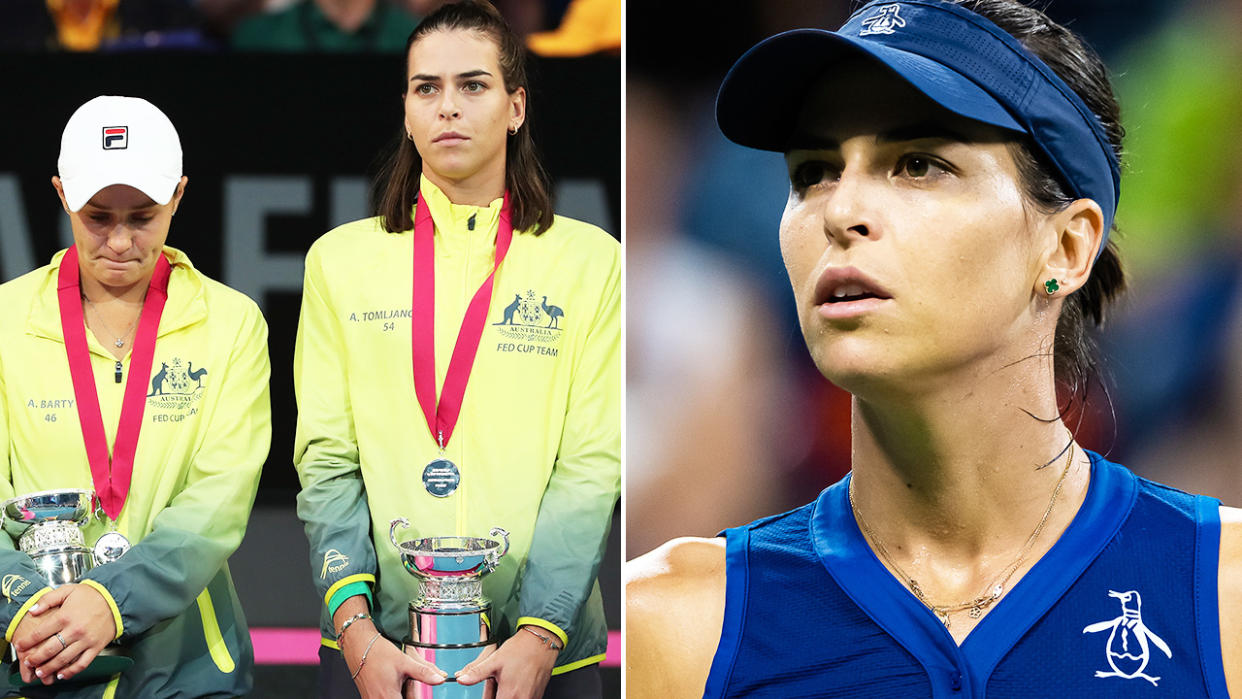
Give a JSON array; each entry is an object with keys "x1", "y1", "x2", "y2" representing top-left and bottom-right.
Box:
[
  {"x1": 1, "y1": 489, "x2": 94, "y2": 540},
  {"x1": 1, "y1": 489, "x2": 95, "y2": 587},
  {"x1": 390, "y1": 519, "x2": 510, "y2": 698}
]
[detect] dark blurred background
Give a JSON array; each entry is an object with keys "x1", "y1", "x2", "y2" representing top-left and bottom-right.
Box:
[
  {"x1": 627, "y1": 0, "x2": 1242, "y2": 559},
  {"x1": 0, "y1": 1, "x2": 619, "y2": 695}
]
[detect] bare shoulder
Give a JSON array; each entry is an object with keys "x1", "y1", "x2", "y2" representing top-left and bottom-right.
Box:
[
  {"x1": 625, "y1": 537, "x2": 728, "y2": 699},
  {"x1": 1218, "y1": 506, "x2": 1241, "y2": 696}
]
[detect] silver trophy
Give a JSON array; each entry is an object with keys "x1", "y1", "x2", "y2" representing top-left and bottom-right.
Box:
[
  {"x1": 389, "y1": 519, "x2": 509, "y2": 699},
  {"x1": 1, "y1": 489, "x2": 97, "y2": 587},
  {"x1": 1, "y1": 489, "x2": 132, "y2": 682}
]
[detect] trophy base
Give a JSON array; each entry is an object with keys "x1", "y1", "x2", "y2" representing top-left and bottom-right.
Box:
[
  {"x1": 403, "y1": 640, "x2": 491, "y2": 699},
  {"x1": 403, "y1": 605, "x2": 493, "y2": 699},
  {"x1": 8, "y1": 649, "x2": 133, "y2": 688}
]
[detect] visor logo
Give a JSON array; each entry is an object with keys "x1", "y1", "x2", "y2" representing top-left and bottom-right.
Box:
[
  {"x1": 860, "y1": 4, "x2": 906, "y2": 36},
  {"x1": 102, "y1": 126, "x2": 128, "y2": 150}
]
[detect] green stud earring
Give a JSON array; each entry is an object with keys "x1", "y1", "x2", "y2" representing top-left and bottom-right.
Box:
[{"x1": 1044, "y1": 278, "x2": 1060, "y2": 295}]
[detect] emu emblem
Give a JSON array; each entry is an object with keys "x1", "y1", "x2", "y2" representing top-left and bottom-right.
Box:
[{"x1": 1082, "y1": 590, "x2": 1172, "y2": 686}]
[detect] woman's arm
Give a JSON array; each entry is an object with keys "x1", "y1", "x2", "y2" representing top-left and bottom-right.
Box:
[
  {"x1": 625, "y1": 537, "x2": 727, "y2": 699},
  {"x1": 1219, "y1": 505, "x2": 1241, "y2": 696},
  {"x1": 293, "y1": 246, "x2": 378, "y2": 620}
]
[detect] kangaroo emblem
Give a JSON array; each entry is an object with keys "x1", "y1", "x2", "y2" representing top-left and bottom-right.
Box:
[
  {"x1": 187, "y1": 362, "x2": 208, "y2": 390},
  {"x1": 541, "y1": 296, "x2": 564, "y2": 329},
  {"x1": 1082, "y1": 590, "x2": 1171, "y2": 686},
  {"x1": 493, "y1": 293, "x2": 522, "y2": 326},
  {"x1": 860, "y1": 4, "x2": 906, "y2": 36},
  {"x1": 148, "y1": 362, "x2": 169, "y2": 396}
]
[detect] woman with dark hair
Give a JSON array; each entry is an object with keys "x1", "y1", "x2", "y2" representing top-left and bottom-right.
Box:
[
  {"x1": 626, "y1": 1, "x2": 1240, "y2": 696},
  {"x1": 294, "y1": 2, "x2": 619, "y2": 698}
]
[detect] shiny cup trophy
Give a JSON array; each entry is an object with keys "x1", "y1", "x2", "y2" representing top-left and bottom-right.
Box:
[
  {"x1": 389, "y1": 519, "x2": 509, "y2": 699},
  {"x1": 1, "y1": 489, "x2": 132, "y2": 682}
]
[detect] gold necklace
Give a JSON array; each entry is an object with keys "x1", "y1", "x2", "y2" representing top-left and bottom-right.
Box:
[{"x1": 849, "y1": 443, "x2": 1076, "y2": 629}]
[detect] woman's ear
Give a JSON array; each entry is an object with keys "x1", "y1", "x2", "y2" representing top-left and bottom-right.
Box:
[
  {"x1": 170, "y1": 176, "x2": 189, "y2": 215},
  {"x1": 1037, "y1": 198, "x2": 1104, "y2": 298},
  {"x1": 51, "y1": 176, "x2": 71, "y2": 214}
]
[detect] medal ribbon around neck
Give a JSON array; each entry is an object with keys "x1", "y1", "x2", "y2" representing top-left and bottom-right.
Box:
[
  {"x1": 58, "y1": 245, "x2": 172, "y2": 521},
  {"x1": 412, "y1": 189, "x2": 512, "y2": 454}
]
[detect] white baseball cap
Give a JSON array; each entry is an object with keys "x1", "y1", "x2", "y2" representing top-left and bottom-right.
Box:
[{"x1": 57, "y1": 96, "x2": 183, "y2": 212}]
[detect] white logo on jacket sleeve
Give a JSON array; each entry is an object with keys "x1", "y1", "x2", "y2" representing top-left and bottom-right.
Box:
[
  {"x1": 1, "y1": 575, "x2": 31, "y2": 601},
  {"x1": 321, "y1": 549, "x2": 350, "y2": 578},
  {"x1": 859, "y1": 5, "x2": 906, "y2": 36},
  {"x1": 1082, "y1": 590, "x2": 1172, "y2": 686}
]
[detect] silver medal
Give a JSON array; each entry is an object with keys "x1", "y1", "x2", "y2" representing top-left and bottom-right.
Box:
[
  {"x1": 93, "y1": 530, "x2": 131, "y2": 565},
  {"x1": 422, "y1": 459, "x2": 460, "y2": 497}
]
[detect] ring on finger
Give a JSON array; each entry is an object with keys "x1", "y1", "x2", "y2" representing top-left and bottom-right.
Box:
[{"x1": 55, "y1": 633, "x2": 67, "y2": 651}]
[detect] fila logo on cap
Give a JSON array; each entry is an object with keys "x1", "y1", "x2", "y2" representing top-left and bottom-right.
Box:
[
  {"x1": 102, "y1": 126, "x2": 128, "y2": 150},
  {"x1": 860, "y1": 4, "x2": 906, "y2": 36}
]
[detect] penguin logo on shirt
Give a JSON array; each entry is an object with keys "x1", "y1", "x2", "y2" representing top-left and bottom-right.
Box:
[{"x1": 1082, "y1": 590, "x2": 1172, "y2": 686}]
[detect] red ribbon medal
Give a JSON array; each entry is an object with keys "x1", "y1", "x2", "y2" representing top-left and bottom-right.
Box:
[
  {"x1": 411, "y1": 190, "x2": 512, "y2": 497},
  {"x1": 58, "y1": 245, "x2": 171, "y2": 522}
]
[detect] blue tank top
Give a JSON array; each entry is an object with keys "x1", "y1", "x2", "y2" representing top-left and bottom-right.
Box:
[{"x1": 703, "y1": 452, "x2": 1231, "y2": 698}]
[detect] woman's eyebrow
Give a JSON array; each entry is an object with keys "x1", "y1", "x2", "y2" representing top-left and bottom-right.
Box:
[
  {"x1": 876, "y1": 122, "x2": 974, "y2": 145},
  {"x1": 409, "y1": 69, "x2": 493, "y2": 83},
  {"x1": 787, "y1": 122, "x2": 974, "y2": 152}
]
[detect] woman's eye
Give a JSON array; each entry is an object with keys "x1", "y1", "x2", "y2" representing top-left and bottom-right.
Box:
[
  {"x1": 415, "y1": 83, "x2": 436, "y2": 95},
  {"x1": 897, "y1": 155, "x2": 943, "y2": 179},
  {"x1": 463, "y1": 81, "x2": 484, "y2": 92},
  {"x1": 791, "y1": 161, "x2": 834, "y2": 190}
]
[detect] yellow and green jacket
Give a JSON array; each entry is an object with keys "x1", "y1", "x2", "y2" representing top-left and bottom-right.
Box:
[
  {"x1": 294, "y1": 178, "x2": 620, "y2": 673},
  {"x1": 0, "y1": 247, "x2": 271, "y2": 698}
]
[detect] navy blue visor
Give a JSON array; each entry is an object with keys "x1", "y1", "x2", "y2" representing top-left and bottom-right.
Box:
[{"x1": 717, "y1": 0, "x2": 1121, "y2": 247}]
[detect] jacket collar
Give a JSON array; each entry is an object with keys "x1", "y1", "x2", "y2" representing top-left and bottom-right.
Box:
[
  {"x1": 418, "y1": 174, "x2": 504, "y2": 238},
  {"x1": 28, "y1": 246, "x2": 208, "y2": 347}
]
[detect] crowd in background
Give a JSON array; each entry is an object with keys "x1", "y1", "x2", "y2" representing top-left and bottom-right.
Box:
[
  {"x1": 0, "y1": 0, "x2": 619, "y2": 55},
  {"x1": 627, "y1": 0, "x2": 1242, "y2": 557}
]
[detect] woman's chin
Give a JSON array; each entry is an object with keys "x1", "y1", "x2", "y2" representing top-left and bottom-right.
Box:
[
  {"x1": 810, "y1": 346, "x2": 922, "y2": 400},
  {"x1": 89, "y1": 267, "x2": 141, "y2": 290}
]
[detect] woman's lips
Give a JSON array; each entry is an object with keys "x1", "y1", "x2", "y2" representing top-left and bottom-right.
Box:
[
  {"x1": 815, "y1": 296, "x2": 890, "y2": 320},
  {"x1": 812, "y1": 266, "x2": 893, "y2": 320},
  {"x1": 96, "y1": 257, "x2": 138, "y2": 271}
]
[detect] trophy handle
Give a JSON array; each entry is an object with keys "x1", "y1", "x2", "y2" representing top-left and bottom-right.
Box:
[
  {"x1": 389, "y1": 518, "x2": 410, "y2": 551},
  {"x1": 487, "y1": 527, "x2": 510, "y2": 568}
]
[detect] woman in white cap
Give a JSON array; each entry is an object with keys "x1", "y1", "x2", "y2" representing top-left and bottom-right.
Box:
[
  {"x1": 627, "y1": 0, "x2": 1240, "y2": 697},
  {"x1": 0, "y1": 95, "x2": 270, "y2": 696}
]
